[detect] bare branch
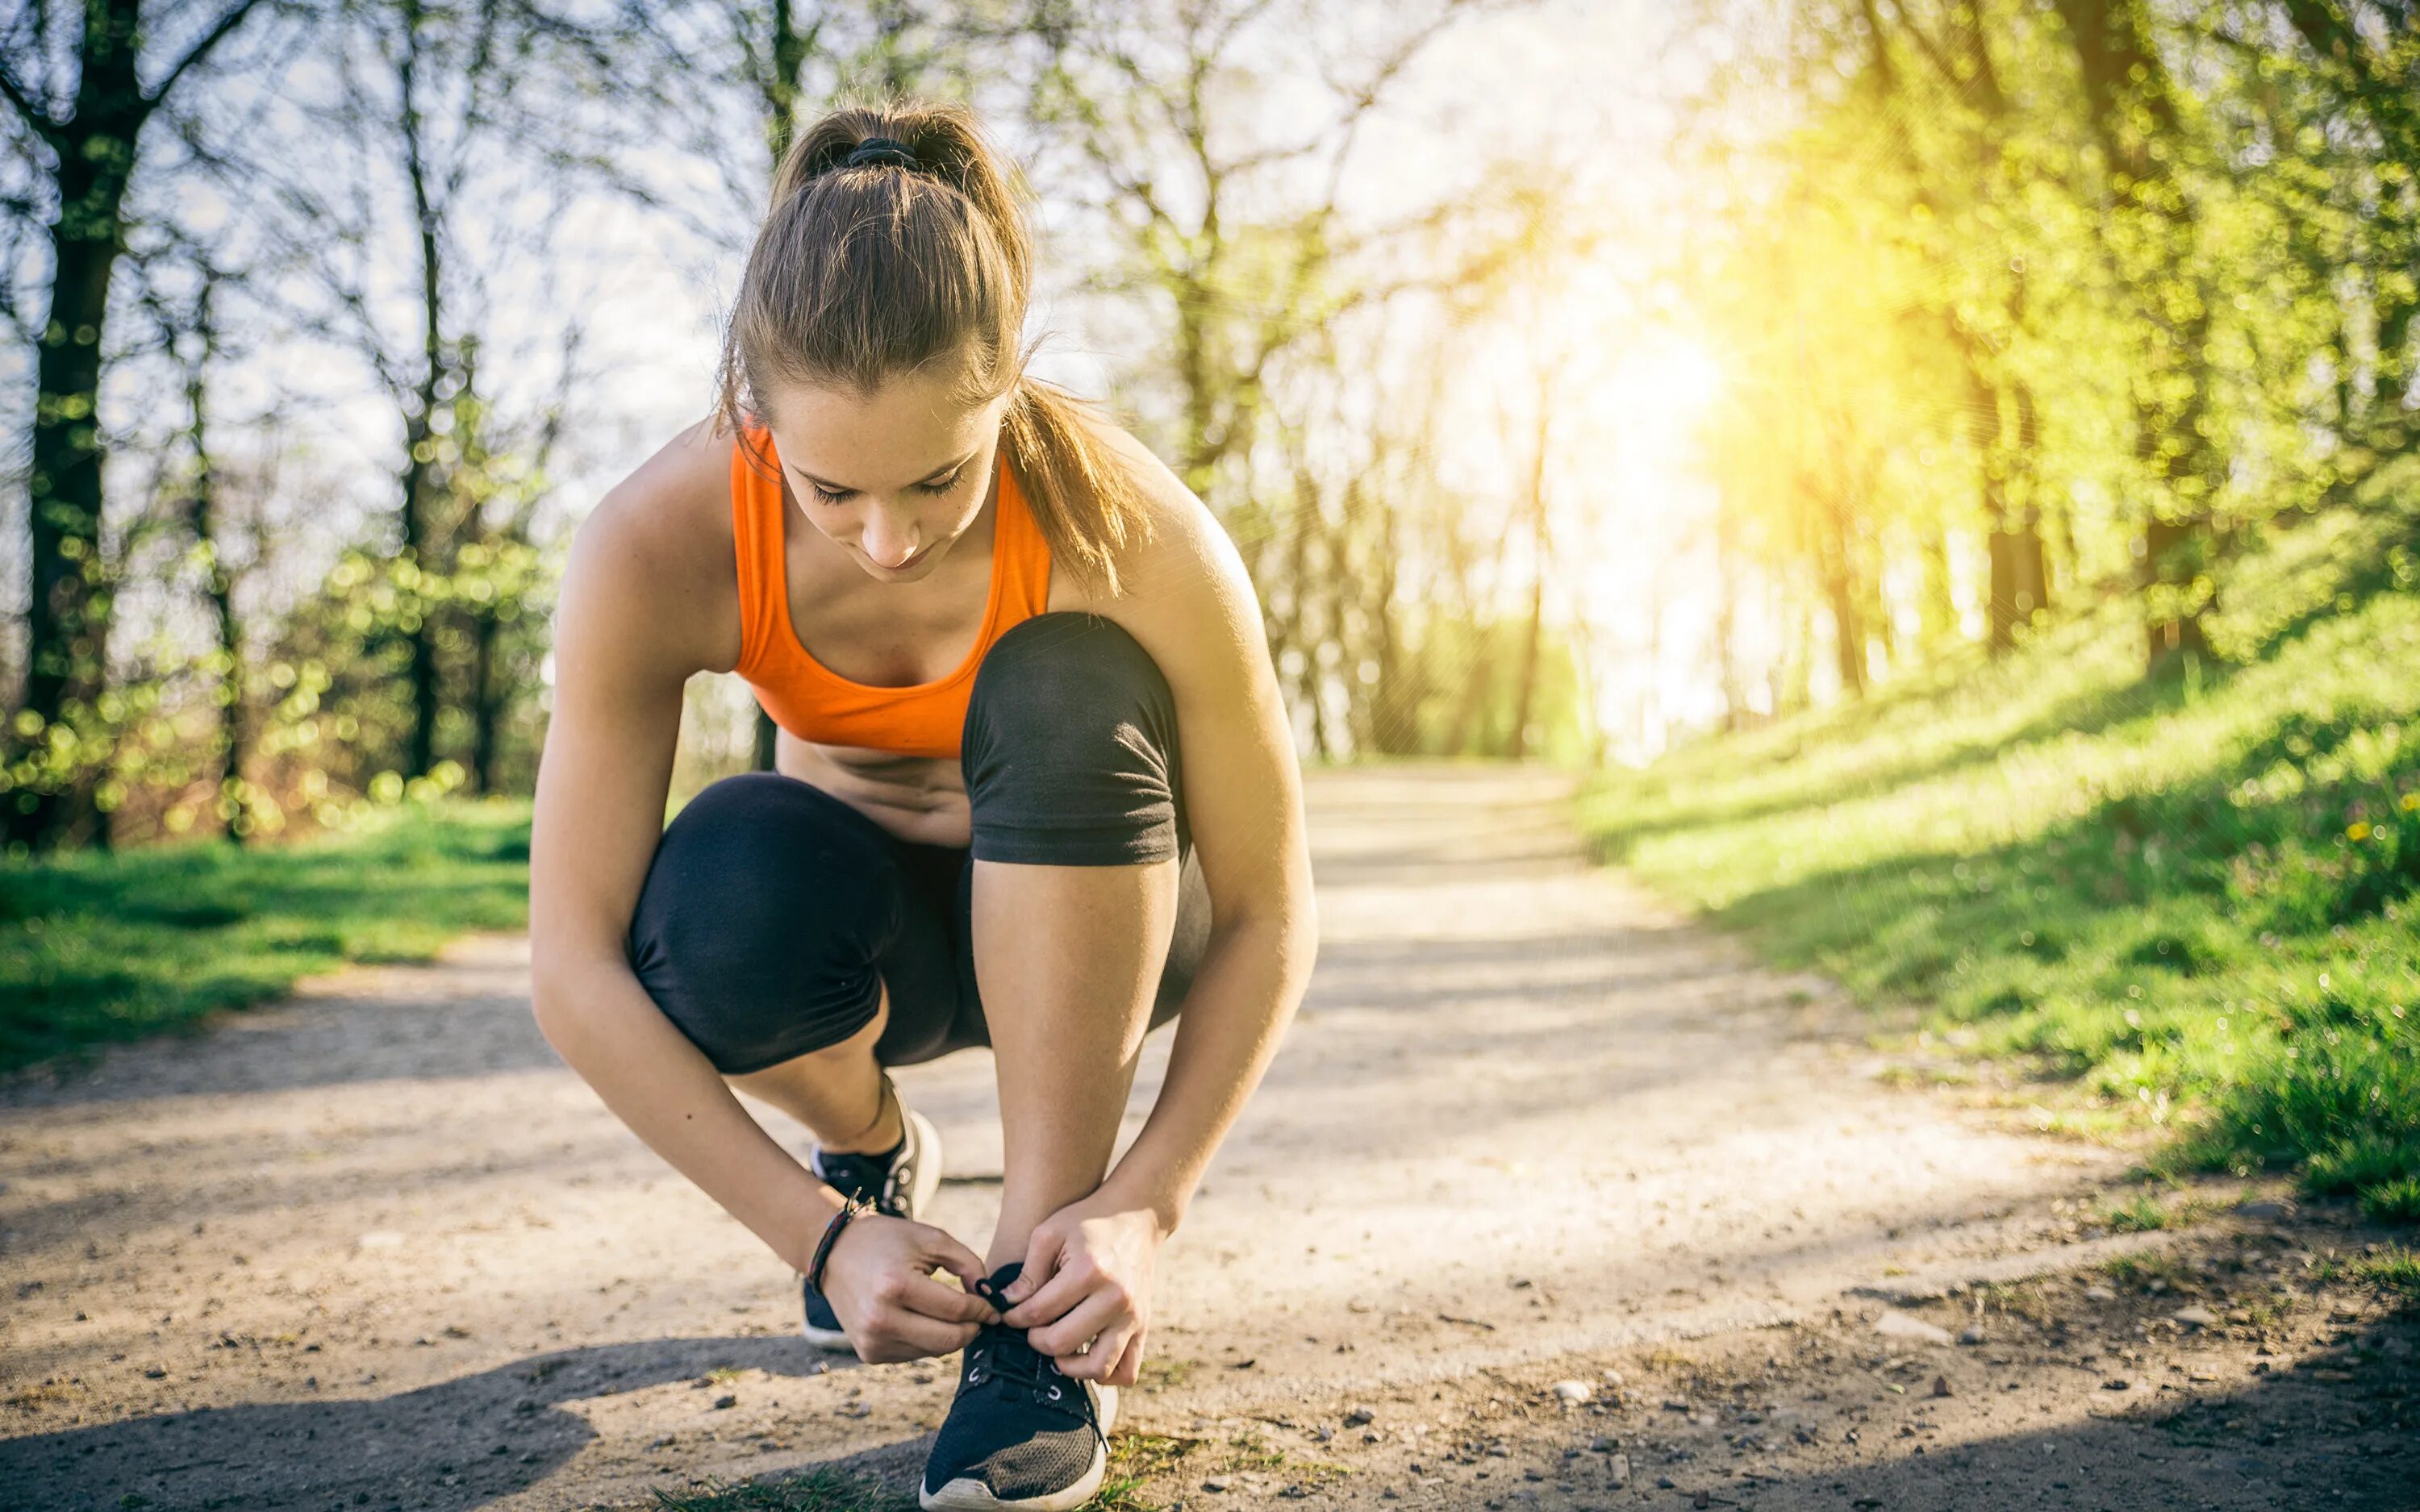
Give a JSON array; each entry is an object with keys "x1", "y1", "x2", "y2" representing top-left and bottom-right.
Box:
[{"x1": 146, "y1": 0, "x2": 273, "y2": 107}]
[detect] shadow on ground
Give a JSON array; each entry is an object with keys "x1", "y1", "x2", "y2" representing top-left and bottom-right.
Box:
[{"x1": 0, "y1": 1335, "x2": 908, "y2": 1512}]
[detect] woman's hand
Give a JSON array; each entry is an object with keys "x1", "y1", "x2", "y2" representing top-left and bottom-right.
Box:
[
  {"x1": 820, "y1": 1212, "x2": 1001, "y2": 1364},
  {"x1": 997, "y1": 1196, "x2": 1166, "y2": 1385}
]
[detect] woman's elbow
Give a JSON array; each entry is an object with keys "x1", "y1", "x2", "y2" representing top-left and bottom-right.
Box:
[{"x1": 528, "y1": 939, "x2": 615, "y2": 1046}]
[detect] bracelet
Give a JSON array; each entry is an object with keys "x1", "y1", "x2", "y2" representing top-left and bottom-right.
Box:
[{"x1": 807, "y1": 1193, "x2": 874, "y2": 1295}]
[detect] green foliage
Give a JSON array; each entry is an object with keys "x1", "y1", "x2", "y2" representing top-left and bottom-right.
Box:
[
  {"x1": 2351, "y1": 1245, "x2": 2420, "y2": 1299},
  {"x1": 2101, "y1": 1193, "x2": 2174, "y2": 1233},
  {"x1": 1576, "y1": 484, "x2": 2420, "y2": 1218},
  {"x1": 0, "y1": 798, "x2": 531, "y2": 1073}
]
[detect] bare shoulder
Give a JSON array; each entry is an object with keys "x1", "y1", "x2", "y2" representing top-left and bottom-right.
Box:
[
  {"x1": 1070, "y1": 410, "x2": 1273, "y2": 699},
  {"x1": 561, "y1": 414, "x2": 745, "y2": 678},
  {"x1": 1075, "y1": 411, "x2": 1254, "y2": 622}
]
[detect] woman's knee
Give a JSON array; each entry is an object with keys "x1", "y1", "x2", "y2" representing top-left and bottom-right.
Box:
[
  {"x1": 960, "y1": 611, "x2": 1187, "y2": 866},
  {"x1": 625, "y1": 772, "x2": 899, "y2": 1073}
]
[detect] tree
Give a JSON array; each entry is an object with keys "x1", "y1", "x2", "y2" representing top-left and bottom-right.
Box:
[{"x1": 0, "y1": 0, "x2": 283, "y2": 851}]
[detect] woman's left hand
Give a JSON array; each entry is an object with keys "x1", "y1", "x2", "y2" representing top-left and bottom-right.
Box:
[{"x1": 997, "y1": 1195, "x2": 1165, "y2": 1385}]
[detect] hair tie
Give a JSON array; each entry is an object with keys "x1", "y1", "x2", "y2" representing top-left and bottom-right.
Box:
[{"x1": 843, "y1": 135, "x2": 920, "y2": 171}]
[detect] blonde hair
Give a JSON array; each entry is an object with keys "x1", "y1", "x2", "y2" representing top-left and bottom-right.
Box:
[{"x1": 713, "y1": 100, "x2": 1154, "y2": 597}]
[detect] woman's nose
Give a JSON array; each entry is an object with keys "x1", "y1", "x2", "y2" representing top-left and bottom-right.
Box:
[{"x1": 862, "y1": 515, "x2": 921, "y2": 567}]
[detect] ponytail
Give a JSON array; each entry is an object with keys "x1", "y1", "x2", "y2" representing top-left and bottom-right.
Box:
[{"x1": 718, "y1": 98, "x2": 1156, "y2": 599}]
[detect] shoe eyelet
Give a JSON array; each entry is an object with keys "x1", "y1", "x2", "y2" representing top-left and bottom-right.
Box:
[{"x1": 1048, "y1": 1386, "x2": 1062, "y2": 1400}]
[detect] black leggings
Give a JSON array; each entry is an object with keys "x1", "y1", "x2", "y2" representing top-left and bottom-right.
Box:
[{"x1": 624, "y1": 612, "x2": 1214, "y2": 1072}]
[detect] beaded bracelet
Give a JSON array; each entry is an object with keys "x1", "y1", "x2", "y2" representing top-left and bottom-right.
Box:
[{"x1": 807, "y1": 1193, "x2": 875, "y2": 1296}]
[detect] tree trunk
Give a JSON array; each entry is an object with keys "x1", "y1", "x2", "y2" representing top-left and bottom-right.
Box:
[
  {"x1": 1506, "y1": 389, "x2": 1552, "y2": 760},
  {"x1": 398, "y1": 4, "x2": 447, "y2": 779},
  {"x1": 182, "y1": 285, "x2": 248, "y2": 842},
  {"x1": 2055, "y1": 0, "x2": 2218, "y2": 670},
  {"x1": 469, "y1": 606, "x2": 499, "y2": 794},
  {"x1": 1818, "y1": 493, "x2": 1867, "y2": 698},
  {"x1": 6, "y1": 0, "x2": 149, "y2": 852}
]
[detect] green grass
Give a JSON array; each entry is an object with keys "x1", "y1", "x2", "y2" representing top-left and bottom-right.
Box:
[
  {"x1": 2353, "y1": 1244, "x2": 2420, "y2": 1298},
  {"x1": 0, "y1": 798, "x2": 532, "y2": 1074},
  {"x1": 1575, "y1": 480, "x2": 2420, "y2": 1223}
]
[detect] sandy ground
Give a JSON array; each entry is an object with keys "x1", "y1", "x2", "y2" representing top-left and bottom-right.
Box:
[{"x1": 1, "y1": 761, "x2": 2412, "y2": 1511}]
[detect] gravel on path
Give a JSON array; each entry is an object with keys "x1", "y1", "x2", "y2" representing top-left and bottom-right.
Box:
[{"x1": 2, "y1": 762, "x2": 2410, "y2": 1511}]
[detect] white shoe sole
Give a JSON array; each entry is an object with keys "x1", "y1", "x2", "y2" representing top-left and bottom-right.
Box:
[
  {"x1": 919, "y1": 1385, "x2": 1118, "y2": 1511},
  {"x1": 800, "y1": 1105, "x2": 945, "y2": 1352}
]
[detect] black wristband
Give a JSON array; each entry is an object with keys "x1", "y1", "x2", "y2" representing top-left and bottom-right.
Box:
[{"x1": 807, "y1": 1193, "x2": 874, "y2": 1295}]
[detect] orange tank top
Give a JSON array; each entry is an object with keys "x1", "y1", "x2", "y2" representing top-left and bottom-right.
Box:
[{"x1": 730, "y1": 422, "x2": 1053, "y2": 760}]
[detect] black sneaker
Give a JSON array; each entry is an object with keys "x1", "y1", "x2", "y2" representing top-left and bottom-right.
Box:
[
  {"x1": 920, "y1": 1262, "x2": 1116, "y2": 1511},
  {"x1": 800, "y1": 1086, "x2": 941, "y2": 1351}
]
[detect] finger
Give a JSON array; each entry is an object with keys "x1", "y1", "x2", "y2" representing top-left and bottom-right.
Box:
[
  {"x1": 916, "y1": 1226, "x2": 991, "y2": 1291},
  {"x1": 1058, "y1": 1318, "x2": 1137, "y2": 1382},
  {"x1": 1104, "y1": 1331, "x2": 1145, "y2": 1388},
  {"x1": 1028, "y1": 1289, "x2": 1129, "y2": 1359},
  {"x1": 1003, "y1": 1226, "x2": 1063, "y2": 1306},
  {"x1": 1000, "y1": 1263, "x2": 1093, "y2": 1331},
  {"x1": 895, "y1": 1270, "x2": 1000, "y2": 1326},
  {"x1": 876, "y1": 1310, "x2": 983, "y2": 1360}
]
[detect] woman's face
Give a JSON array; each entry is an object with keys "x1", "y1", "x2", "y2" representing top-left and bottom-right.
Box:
[{"x1": 761, "y1": 365, "x2": 1010, "y2": 581}]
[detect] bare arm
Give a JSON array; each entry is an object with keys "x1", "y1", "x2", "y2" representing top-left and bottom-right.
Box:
[
  {"x1": 1000, "y1": 427, "x2": 1321, "y2": 1371},
  {"x1": 1086, "y1": 471, "x2": 1321, "y2": 1237},
  {"x1": 527, "y1": 473, "x2": 850, "y2": 1277}
]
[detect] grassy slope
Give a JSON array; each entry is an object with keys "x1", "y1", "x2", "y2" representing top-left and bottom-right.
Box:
[
  {"x1": 0, "y1": 798, "x2": 532, "y2": 1075},
  {"x1": 1575, "y1": 490, "x2": 2420, "y2": 1222}
]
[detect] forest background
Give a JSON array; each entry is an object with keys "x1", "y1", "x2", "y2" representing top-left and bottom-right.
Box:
[{"x1": 3, "y1": 0, "x2": 2416, "y2": 1221}]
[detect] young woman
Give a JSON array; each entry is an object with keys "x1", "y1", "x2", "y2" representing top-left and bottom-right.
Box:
[{"x1": 526, "y1": 101, "x2": 1317, "y2": 1511}]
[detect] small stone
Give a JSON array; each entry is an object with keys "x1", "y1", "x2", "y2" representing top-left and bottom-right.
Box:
[
  {"x1": 1602, "y1": 1368, "x2": 1625, "y2": 1386},
  {"x1": 2084, "y1": 1285, "x2": 2118, "y2": 1302},
  {"x1": 1550, "y1": 1380, "x2": 1593, "y2": 1405},
  {"x1": 1656, "y1": 1475, "x2": 1678, "y2": 1489},
  {"x1": 1873, "y1": 1310, "x2": 1953, "y2": 1346},
  {"x1": 2172, "y1": 1306, "x2": 2216, "y2": 1328},
  {"x1": 2236, "y1": 1200, "x2": 2289, "y2": 1219},
  {"x1": 1958, "y1": 1326, "x2": 1986, "y2": 1345},
  {"x1": 1608, "y1": 1452, "x2": 1632, "y2": 1486},
  {"x1": 1591, "y1": 1436, "x2": 1617, "y2": 1452},
  {"x1": 1203, "y1": 1479, "x2": 1228, "y2": 1493},
  {"x1": 1930, "y1": 1375, "x2": 1951, "y2": 1398},
  {"x1": 2101, "y1": 1378, "x2": 2130, "y2": 1391},
  {"x1": 1344, "y1": 1406, "x2": 1375, "y2": 1427},
  {"x1": 713, "y1": 1393, "x2": 736, "y2": 1410}
]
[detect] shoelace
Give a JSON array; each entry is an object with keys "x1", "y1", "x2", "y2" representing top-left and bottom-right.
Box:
[{"x1": 966, "y1": 1281, "x2": 1107, "y2": 1451}]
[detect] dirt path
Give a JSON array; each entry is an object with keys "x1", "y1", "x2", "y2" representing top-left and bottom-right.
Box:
[{"x1": 2, "y1": 761, "x2": 2412, "y2": 1511}]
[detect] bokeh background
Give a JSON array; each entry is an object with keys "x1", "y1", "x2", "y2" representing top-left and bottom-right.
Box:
[{"x1": 2, "y1": 0, "x2": 2415, "y2": 1227}]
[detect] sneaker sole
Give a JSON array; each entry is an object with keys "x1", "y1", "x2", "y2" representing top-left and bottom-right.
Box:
[
  {"x1": 917, "y1": 1385, "x2": 1118, "y2": 1512},
  {"x1": 801, "y1": 1105, "x2": 947, "y2": 1352}
]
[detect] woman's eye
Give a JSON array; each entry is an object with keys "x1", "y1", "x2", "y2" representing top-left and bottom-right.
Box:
[{"x1": 804, "y1": 476, "x2": 955, "y2": 503}]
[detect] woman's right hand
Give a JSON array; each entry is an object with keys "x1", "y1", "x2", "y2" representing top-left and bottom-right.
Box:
[{"x1": 820, "y1": 1212, "x2": 1002, "y2": 1363}]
